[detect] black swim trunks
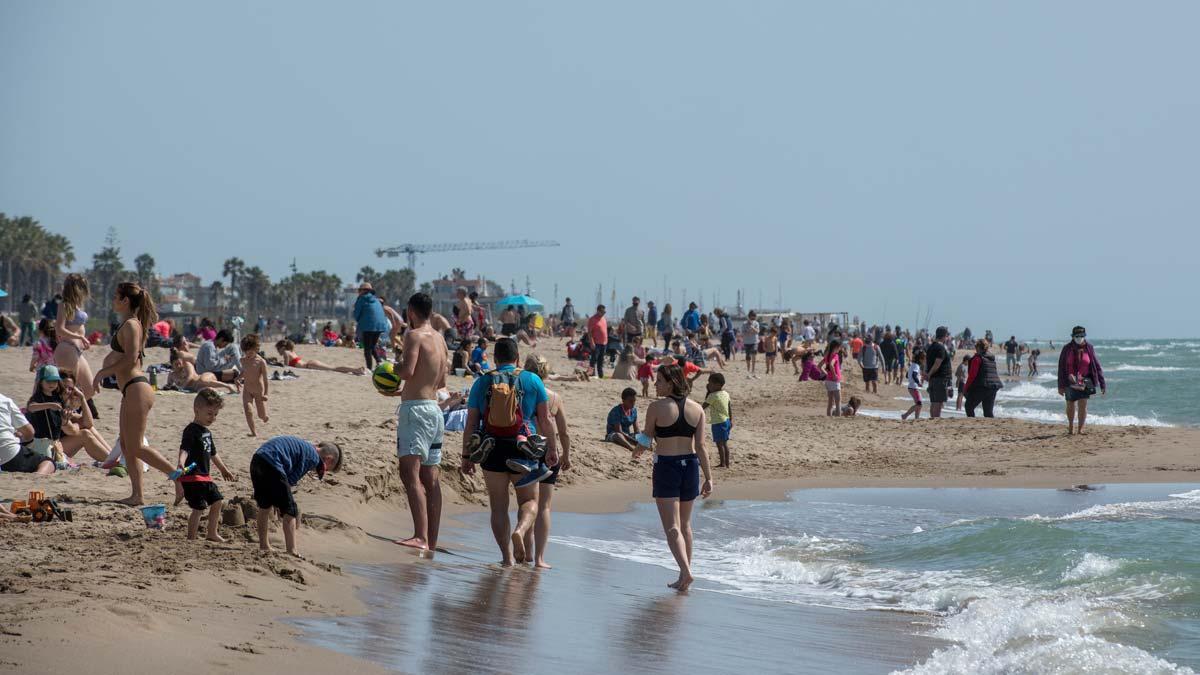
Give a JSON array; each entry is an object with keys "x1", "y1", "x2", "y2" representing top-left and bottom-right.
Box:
[
  {"x1": 250, "y1": 454, "x2": 298, "y2": 517},
  {"x1": 182, "y1": 481, "x2": 224, "y2": 510}
]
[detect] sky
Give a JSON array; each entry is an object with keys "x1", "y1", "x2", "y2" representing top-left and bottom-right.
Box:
[{"x1": 1, "y1": 1, "x2": 1196, "y2": 338}]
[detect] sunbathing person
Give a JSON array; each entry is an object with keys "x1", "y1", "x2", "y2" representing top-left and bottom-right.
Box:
[
  {"x1": 168, "y1": 352, "x2": 240, "y2": 393},
  {"x1": 275, "y1": 339, "x2": 366, "y2": 375}
]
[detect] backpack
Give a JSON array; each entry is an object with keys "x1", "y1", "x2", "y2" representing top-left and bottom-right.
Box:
[{"x1": 483, "y1": 368, "x2": 527, "y2": 438}]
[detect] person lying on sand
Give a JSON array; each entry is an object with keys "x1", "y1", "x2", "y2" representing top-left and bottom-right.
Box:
[
  {"x1": 168, "y1": 352, "x2": 240, "y2": 394},
  {"x1": 275, "y1": 339, "x2": 366, "y2": 375}
]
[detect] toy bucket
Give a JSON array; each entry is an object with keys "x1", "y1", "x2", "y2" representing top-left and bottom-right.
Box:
[
  {"x1": 455, "y1": 368, "x2": 466, "y2": 377},
  {"x1": 140, "y1": 504, "x2": 167, "y2": 529}
]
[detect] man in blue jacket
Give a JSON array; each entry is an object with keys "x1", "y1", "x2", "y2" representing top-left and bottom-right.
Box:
[
  {"x1": 354, "y1": 282, "x2": 389, "y2": 370},
  {"x1": 682, "y1": 302, "x2": 701, "y2": 334}
]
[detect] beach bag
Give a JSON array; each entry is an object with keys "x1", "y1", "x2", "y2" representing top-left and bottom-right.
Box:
[{"x1": 483, "y1": 369, "x2": 526, "y2": 438}]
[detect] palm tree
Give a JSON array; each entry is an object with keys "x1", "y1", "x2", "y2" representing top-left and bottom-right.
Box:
[
  {"x1": 242, "y1": 266, "x2": 270, "y2": 314},
  {"x1": 357, "y1": 265, "x2": 377, "y2": 284},
  {"x1": 85, "y1": 227, "x2": 128, "y2": 311},
  {"x1": 222, "y1": 257, "x2": 246, "y2": 310},
  {"x1": 133, "y1": 253, "x2": 158, "y2": 298}
]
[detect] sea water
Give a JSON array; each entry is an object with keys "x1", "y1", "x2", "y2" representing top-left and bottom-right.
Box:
[
  {"x1": 871, "y1": 339, "x2": 1199, "y2": 427},
  {"x1": 296, "y1": 485, "x2": 1199, "y2": 674},
  {"x1": 557, "y1": 485, "x2": 1200, "y2": 674}
]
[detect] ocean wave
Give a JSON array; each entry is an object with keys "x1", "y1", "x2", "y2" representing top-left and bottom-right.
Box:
[
  {"x1": 992, "y1": 405, "x2": 1172, "y2": 428},
  {"x1": 1023, "y1": 490, "x2": 1200, "y2": 523},
  {"x1": 901, "y1": 595, "x2": 1193, "y2": 675},
  {"x1": 1111, "y1": 364, "x2": 1192, "y2": 372},
  {"x1": 557, "y1": 510, "x2": 1196, "y2": 674},
  {"x1": 1109, "y1": 343, "x2": 1156, "y2": 351},
  {"x1": 1062, "y1": 553, "x2": 1125, "y2": 582},
  {"x1": 1168, "y1": 341, "x2": 1200, "y2": 348},
  {"x1": 995, "y1": 382, "x2": 1060, "y2": 401}
]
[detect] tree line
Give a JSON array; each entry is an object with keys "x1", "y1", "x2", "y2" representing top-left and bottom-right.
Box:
[{"x1": 1, "y1": 213, "x2": 420, "y2": 321}]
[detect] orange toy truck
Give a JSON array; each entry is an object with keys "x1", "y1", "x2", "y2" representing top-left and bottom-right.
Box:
[{"x1": 9, "y1": 491, "x2": 72, "y2": 523}]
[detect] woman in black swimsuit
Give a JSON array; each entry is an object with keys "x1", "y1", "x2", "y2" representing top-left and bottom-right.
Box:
[
  {"x1": 636, "y1": 363, "x2": 713, "y2": 592},
  {"x1": 92, "y1": 282, "x2": 178, "y2": 506}
]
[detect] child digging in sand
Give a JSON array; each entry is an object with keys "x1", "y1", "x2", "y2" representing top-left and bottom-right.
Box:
[
  {"x1": 239, "y1": 334, "x2": 270, "y2": 436},
  {"x1": 250, "y1": 435, "x2": 342, "y2": 557},
  {"x1": 177, "y1": 390, "x2": 237, "y2": 541}
]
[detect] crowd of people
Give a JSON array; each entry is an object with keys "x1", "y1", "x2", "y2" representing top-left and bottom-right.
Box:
[{"x1": 2, "y1": 278, "x2": 1109, "y2": 589}]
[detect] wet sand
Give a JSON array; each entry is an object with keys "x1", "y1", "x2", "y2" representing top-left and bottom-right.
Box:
[{"x1": 293, "y1": 511, "x2": 944, "y2": 675}]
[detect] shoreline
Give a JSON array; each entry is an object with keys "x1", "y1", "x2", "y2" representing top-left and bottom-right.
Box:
[{"x1": 3, "y1": 340, "x2": 1199, "y2": 673}]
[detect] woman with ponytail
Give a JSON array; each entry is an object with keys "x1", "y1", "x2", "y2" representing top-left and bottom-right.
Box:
[{"x1": 92, "y1": 282, "x2": 180, "y2": 505}]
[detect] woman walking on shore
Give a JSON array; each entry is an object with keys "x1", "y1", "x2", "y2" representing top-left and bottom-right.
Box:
[
  {"x1": 635, "y1": 363, "x2": 712, "y2": 592},
  {"x1": 1057, "y1": 326, "x2": 1106, "y2": 435},
  {"x1": 963, "y1": 340, "x2": 1004, "y2": 417},
  {"x1": 92, "y1": 282, "x2": 180, "y2": 505}
]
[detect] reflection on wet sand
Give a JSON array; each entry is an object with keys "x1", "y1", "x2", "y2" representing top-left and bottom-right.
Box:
[{"x1": 293, "y1": 512, "x2": 939, "y2": 674}]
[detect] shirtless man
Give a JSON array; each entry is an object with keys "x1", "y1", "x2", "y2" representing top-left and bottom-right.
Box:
[
  {"x1": 454, "y1": 287, "x2": 475, "y2": 339},
  {"x1": 377, "y1": 296, "x2": 407, "y2": 347},
  {"x1": 390, "y1": 292, "x2": 448, "y2": 554},
  {"x1": 239, "y1": 334, "x2": 269, "y2": 437}
]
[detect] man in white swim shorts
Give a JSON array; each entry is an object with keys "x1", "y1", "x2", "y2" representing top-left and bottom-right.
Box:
[{"x1": 391, "y1": 292, "x2": 449, "y2": 553}]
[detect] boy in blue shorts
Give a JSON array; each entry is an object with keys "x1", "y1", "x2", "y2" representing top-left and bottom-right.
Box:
[{"x1": 703, "y1": 373, "x2": 733, "y2": 468}]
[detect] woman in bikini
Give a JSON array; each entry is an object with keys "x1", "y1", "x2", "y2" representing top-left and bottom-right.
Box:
[
  {"x1": 92, "y1": 282, "x2": 181, "y2": 506},
  {"x1": 275, "y1": 339, "x2": 367, "y2": 374},
  {"x1": 634, "y1": 363, "x2": 713, "y2": 592},
  {"x1": 54, "y1": 274, "x2": 99, "y2": 415}
]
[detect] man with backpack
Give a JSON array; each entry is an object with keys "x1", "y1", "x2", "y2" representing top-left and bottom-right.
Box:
[{"x1": 460, "y1": 338, "x2": 560, "y2": 566}]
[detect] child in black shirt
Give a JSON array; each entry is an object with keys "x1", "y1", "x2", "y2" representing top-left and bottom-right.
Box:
[{"x1": 178, "y1": 390, "x2": 236, "y2": 541}]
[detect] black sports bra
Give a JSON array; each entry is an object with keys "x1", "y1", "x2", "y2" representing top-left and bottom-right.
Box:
[{"x1": 655, "y1": 396, "x2": 698, "y2": 438}]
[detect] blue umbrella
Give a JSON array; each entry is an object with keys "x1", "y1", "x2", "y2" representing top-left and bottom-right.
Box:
[
  {"x1": 0, "y1": 288, "x2": 7, "y2": 298},
  {"x1": 493, "y1": 294, "x2": 543, "y2": 308}
]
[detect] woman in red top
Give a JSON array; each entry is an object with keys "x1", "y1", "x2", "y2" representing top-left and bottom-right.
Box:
[
  {"x1": 1057, "y1": 326, "x2": 1106, "y2": 435},
  {"x1": 963, "y1": 340, "x2": 1004, "y2": 418}
]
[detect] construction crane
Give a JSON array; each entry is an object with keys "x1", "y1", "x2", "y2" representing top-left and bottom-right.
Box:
[{"x1": 374, "y1": 239, "x2": 561, "y2": 270}]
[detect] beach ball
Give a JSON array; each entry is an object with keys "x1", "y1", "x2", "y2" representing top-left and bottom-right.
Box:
[{"x1": 372, "y1": 361, "x2": 402, "y2": 394}]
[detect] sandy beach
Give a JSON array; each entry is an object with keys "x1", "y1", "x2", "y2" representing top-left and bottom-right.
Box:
[{"x1": 2, "y1": 339, "x2": 1197, "y2": 674}]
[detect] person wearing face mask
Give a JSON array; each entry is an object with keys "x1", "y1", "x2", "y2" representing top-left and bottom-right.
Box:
[{"x1": 1057, "y1": 326, "x2": 1106, "y2": 435}]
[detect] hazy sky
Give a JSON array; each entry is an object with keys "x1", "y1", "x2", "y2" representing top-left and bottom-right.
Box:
[{"x1": 2, "y1": 1, "x2": 1196, "y2": 338}]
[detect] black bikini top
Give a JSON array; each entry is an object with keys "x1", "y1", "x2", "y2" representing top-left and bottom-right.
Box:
[
  {"x1": 655, "y1": 396, "x2": 698, "y2": 438},
  {"x1": 110, "y1": 320, "x2": 144, "y2": 361}
]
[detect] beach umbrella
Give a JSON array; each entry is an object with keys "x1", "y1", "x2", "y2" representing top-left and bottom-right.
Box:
[{"x1": 493, "y1": 294, "x2": 544, "y2": 309}]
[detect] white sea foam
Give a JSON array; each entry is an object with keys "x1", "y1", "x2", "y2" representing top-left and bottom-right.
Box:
[
  {"x1": 1110, "y1": 343, "x2": 1156, "y2": 351},
  {"x1": 992, "y1": 405, "x2": 1172, "y2": 428},
  {"x1": 1062, "y1": 553, "x2": 1125, "y2": 582},
  {"x1": 1024, "y1": 490, "x2": 1200, "y2": 523},
  {"x1": 995, "y1": 382, "x2": 1060, "y2": 401},
  {"x1": 900, "y1": 595, "x2": 1194, "y2": 675},
  {"x1": 1111, "y1": 364, "x2": 1192, "y2": 372}
]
